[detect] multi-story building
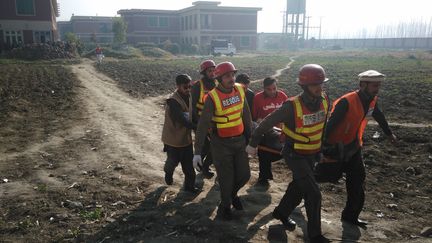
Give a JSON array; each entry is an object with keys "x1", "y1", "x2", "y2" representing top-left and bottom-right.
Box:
[
  {"x1": 118, "y1": 1, "x2": 261, "y2": 50},
  {"x1": 58, "y1": 15, "x2": 114, "y2": 43},
  {"x1": 0, "y1": 0, "x2": 59, "y2": 47}
]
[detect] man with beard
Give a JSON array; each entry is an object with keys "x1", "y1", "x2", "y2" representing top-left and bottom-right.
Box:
[
  {"x1": 324, "y1": 70, "x2": 397, "y2": 228},
  {"x1": 191, "y1": 60, "x2": 218, "y2": 178},
  {"x1": 246, "y1": 64, "x2": 331, "y2": 243},
  {"x1": 162, "y1": 74, "x2": 199, "y2": 193},
  {"x1": 252, "y1": 77, "x2": 288, "y2": 186},
  {"x1": 193, "y1": 61, "x2": 252, "y2": 220}
]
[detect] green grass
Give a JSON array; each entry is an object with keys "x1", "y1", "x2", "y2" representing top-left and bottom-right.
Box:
[{"x1": 79, "y1": 208, "x2": 103, "y2": 221}]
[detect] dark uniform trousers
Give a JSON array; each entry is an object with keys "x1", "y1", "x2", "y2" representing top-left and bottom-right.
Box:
[
  {"x1": 163, "y1": 144, "x2": 196, "y2": 190},
  {"x1": 274, "y1": 148, "x2": 322, "y2": 239},
  {"x1": 257, "y1": 130, "x2": 283, "y2": 180},
  {"x1": 341, "y1": 149, "x2": 366, "y2": 220},
  {"x1": 201, "y1": 136, "x2": 213, "y2": 171},
  {"x1": 210, "y1": 134, "x2": 251, "y2": 208},
  {"x1": 258, "y1": 150, "x2": 282, "y2": 180}
]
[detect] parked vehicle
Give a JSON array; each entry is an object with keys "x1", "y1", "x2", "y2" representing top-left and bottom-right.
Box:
[{"x1": 211, "y1": 39, "x2": 236, "y2": 56}]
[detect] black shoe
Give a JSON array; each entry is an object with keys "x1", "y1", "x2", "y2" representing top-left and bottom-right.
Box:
[
  {"x1": 202, "y1": 169, "x2": 214, "y2": 179},
  {"x1": 217, "y1": 205, "x2": 233, "y2": 220},
  {"x1": 341, "y1": 216, "x2": 368, "y2": 228},
  {"x1": 232, "y1": 196, "x2": 243, "y2": 210},
  {"x1": 310, "y1": 234, "x2": 331, "y2": 243},
  {"x1": 184, "y1": 186, "x2": 201, "y2": 194},
  {"x1": 164, "y1": 173, "x2": 173, "y2": 185},
  {"x1": 272, "y1": 209, "x2": 296, "y2": 231}
]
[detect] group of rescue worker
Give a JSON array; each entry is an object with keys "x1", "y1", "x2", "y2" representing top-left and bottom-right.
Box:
[{"x1": 161, "y1": 59, "x2": 396, "y2": 243}]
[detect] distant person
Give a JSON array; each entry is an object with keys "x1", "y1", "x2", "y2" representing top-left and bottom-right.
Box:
[
  {"x1": 161, "y1": 74, "x2": 199, "y2": 193},
  {"x1": 323, "y1": 70, "x2": 397, "y2": 228},
  {"x1": 191, "y1": 60, "x2": 218, "y2": 179},
  {"x1": 246, "y1": 64, "x2": 331, "y2": 243},
  {"x1": 95, "y1": 45, "x2": 103, "y2": 64},
  {"x1": 252, "y1": 77, "x2": 288, "y2": 185},
  {"x1": 235, "y1": 73, "x2": 255, "y2": 110}
]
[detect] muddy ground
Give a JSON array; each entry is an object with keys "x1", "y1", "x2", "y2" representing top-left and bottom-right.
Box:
[{"x1": 0, "y1": 52, "x2": 431, "y2": 243}]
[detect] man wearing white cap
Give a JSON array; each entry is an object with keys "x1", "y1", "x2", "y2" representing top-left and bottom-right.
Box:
[{"x1": 324, "y1": 70, "x2": 397, "y2": 228}]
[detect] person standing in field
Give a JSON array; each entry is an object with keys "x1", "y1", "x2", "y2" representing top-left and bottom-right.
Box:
[
  {"x1": 162, "y1": 74, "x2": 199, "y2": 193},
  {"x1": 246, "y1": 64, "x2": 331, "y2": 243},
  {"x1": 252, "y1": 77, "x2": 288, "y2": 186},
  {"x1": 193, "y1": 62, "x2": 252, "y2": 220},
  {"x1": 191, "y1": 60, "x2": 218, "y2": 179},
  {"x1": 324, "y1": 70, "x2": 397, "y2": 228}
]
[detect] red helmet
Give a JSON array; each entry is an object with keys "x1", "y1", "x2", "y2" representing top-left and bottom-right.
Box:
[
  {"x1": 214, "y1": 62, "x2": 237, "y2": 78},
  {"x1": 297, "y1": 64, "x2": 328, "y2": 85},
  {"x1": 200, "y1": 60, "x2": 216, "y2": 73}
]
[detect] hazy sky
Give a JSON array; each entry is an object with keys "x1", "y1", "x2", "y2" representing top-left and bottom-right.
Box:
[{"x1": 58, "y1": 0, "x2": 432, "y2": 38}]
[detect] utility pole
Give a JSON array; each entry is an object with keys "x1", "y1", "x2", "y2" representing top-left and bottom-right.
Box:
[
  {"x1": 319, "y1": 16, "x2": 323, "y2": 40},
  {"x1": 305, "y1": 16, "x2": 311, "y2": 40}
]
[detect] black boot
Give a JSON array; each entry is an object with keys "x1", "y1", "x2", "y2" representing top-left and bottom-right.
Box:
[
  {"x1": 201, "y1": 166, "x2": 214, "y2": 179},
  {"x1": 217, "y1": 205, "x2": 233, "y2": 220},
  {"x1": 232, "y1": 196, "x2": 243, "y2": 210},
  {"x1": 341, "y1": 216, "x2": 368, "y2": 228},
  {"x1": 272, "y1": 209, "x2": 296, "y2": 231},
  {"x1": 164, "y1": 172, "x2": 173, "y2": 185}
]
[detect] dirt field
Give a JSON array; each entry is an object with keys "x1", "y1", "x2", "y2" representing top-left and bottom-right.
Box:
[{"x1": 0, "y1": 51, "x2": 431, "y2": 243}]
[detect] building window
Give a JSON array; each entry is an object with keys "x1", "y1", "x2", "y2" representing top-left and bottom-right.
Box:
[
  {"x1": 99, "y1": 23, "x2": 110, "y2": 33},
  {"x1": 159, "y1": 17, "x2": 169, "y2": 27},
  {"x1": 4, "y1": 30, "x2": 23, "y2": 46},
  {"x1": 34, "y1": 31, "x2": 51, "y2": 43},
  {"x1": 194, "y1": 15, "x2": 197, "y2": 29},
  {"x1": 16, "y1": 0, "x2": 35, "y2": 15},
  {"x1": 241, "y1": 36, "x2": 250, "y2": 47},
  {"x1": 200, "y1": 14, "x2": 210, "y2": 29},
  {"x1": 148, "y1": 16, "x2": 158, "y2": 27}
]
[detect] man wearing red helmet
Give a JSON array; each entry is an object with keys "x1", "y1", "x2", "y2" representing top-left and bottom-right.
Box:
[
  {"x1": 191, "y1": 60, "x2": 217, "y2": 179},
  {"x1": 246, "y1": 64, "x2": 330, "y2": 243},
  {"x1": 323, "y1": 70, "x2": 396, "y2": 228},
  {"x1": 193, "y1": 61, "x2": 252, "y2": 220}
]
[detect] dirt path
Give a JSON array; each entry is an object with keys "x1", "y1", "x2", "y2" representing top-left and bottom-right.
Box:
[
  {"x1": 250, "y1": 57, "x2": 297, "y2": 84},
  {"x1": 71, "y1": 60, "x2": 166, "y2": 181}
]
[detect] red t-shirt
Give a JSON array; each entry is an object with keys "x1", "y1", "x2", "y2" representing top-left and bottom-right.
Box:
[{"x1": 252, "y1": 90, "x2": 288, "y2": 121}]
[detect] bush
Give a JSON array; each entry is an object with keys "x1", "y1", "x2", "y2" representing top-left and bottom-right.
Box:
[
  {"x1": 135, "y1": 42, "x2": 157, "y2": 48},
  {"x1": 139, "y1": 47, "x2": 172, "y2": 58}
]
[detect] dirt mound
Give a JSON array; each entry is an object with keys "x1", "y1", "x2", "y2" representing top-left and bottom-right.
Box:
[{"x1": 5, "y1": 42, "x2": 78, "y2": 60}]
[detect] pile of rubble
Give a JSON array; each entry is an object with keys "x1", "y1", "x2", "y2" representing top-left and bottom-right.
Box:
[{"x1": 5, "y1": 42, "x2": 79, "y2": 60}]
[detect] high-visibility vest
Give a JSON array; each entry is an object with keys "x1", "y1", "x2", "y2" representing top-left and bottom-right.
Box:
[
  {"x1": 196, "y1": 79, "x2": 218, "y2": 116},
  {"x1": 327, "y1": 91, "x2": 377, "y2": 147},
  {"x1": 208, "y1": 83, "x2": 245, "y2": 138},
  {"x1": 282, "y1": 94, "x2": 328, "y2": 155}
]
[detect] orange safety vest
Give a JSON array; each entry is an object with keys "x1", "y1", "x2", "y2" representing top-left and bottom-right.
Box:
[
  {"x1": 327, "y1": 91, "x2": 377, "y2": 147},
  {"x1": 208, "y1": 83, "x2": 245, "y2": 138},
  {"x1": 195, "y1": 79, "x2": 218, "y2": 116},
  {"x1": 282, "y1": 94, "x2": 328, "y2": 155}
]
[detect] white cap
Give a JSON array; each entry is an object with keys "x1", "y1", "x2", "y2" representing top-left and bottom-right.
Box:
[{"x1": 358, "y1": 70, "x2": 385, "y2": 82}]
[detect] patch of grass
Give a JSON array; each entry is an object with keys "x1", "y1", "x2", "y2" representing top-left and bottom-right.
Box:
[{"x1": 79, "y1": 208, "x2": 103, "y2": 221}]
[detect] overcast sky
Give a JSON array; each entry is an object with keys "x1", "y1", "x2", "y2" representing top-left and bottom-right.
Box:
[{"x1": 58, "y1": 0, "x2": 432, "y2": 38}]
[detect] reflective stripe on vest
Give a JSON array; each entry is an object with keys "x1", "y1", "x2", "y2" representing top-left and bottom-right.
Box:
[
  {"x1": 196, "y1": 79, "x2": 218, "y2": 116},
  {"x1": 282, "y1": 94, "x2": 328, "y2": 154},
  {"x1": 208, "y1": 83, "x2": 245, "y2": 138},
  {"x1": 327, "y1": 91, "x2": 377, "y2": 146}
]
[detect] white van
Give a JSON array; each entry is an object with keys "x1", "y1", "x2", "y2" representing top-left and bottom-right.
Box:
[{"x1": 211, "y1": 39, "x2": 236, "y2": 56}]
